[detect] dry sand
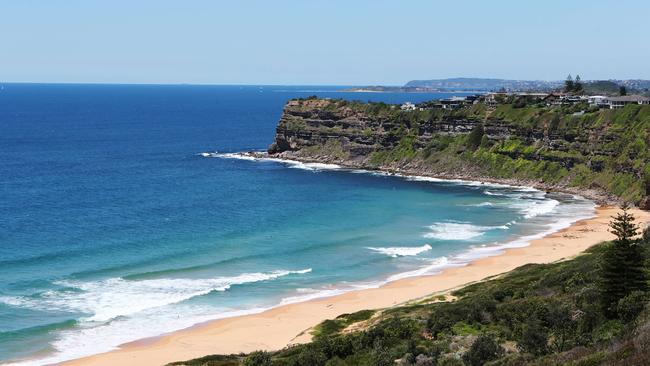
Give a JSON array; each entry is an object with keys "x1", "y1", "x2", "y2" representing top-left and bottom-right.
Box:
[{"x1": 60, "y1": 206, "x2": 650, "y2": 366}]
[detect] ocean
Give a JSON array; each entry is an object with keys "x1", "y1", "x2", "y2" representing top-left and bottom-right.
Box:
[{"x1": 0, "y1": 84, "x2": 594, "y2": 365}]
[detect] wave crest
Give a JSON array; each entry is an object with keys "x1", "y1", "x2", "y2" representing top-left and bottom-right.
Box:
[
  {"x1": 520, "y1": 199, "x2": 560, "y2": 219},
  {"x1": 209, "y1": 152, "x2": 341, "y2": 171},
  {"x1": 423, "y1": 222, "x2": 508, "y2": 241},
  {"x1": 367, "y1": 244, "x2": 432, "y2": 257},
  {"x1": 0, "y1": 269, "x2": 312, "y2": 323}
]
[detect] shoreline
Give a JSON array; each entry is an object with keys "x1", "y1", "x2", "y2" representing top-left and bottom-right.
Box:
[
  {"x1": 57, "y1": 206, "x2": 650, "y2": 366},
  {"x1": 255, "y1": 151, "x2": 620, "y2": 206}
]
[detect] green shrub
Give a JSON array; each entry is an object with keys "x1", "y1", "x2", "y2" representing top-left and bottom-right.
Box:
[
  {"x1": 462, "y1": 334, "x2": 504, "y2": 366},
  {"x1": 466, "y1": 125, "x2": 484, "y2": 151},
  {"x1": 289, "y1": 345, "x2": 327, "y2": 366},
  {"x1": 517, "y1": 319, "x2": 548, "y2": 356},
  {"x1": 244, "y1": 351, "x2": 273, "y2": 366},
  {"x1": 617, "y1": 291, "x2": 648, "y2": 323}
]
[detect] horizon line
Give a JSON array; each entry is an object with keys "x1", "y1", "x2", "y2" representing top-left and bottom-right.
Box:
[{"x1": 0, "y1": 77, "x2": 645, "y2": 88}]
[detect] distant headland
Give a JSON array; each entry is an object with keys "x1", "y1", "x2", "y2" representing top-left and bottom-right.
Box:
[{"x1": 343, "y1": 77, "x2": 650, "y2": 95}]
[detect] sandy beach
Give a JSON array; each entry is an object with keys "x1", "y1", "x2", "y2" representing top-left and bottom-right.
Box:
[{"x1": 60, "y1": 206, "x2": 650, "y2": 366}]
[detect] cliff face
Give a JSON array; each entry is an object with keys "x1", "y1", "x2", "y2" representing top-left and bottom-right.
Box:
[{"x1": 268, "y1": 98, "x2": 650, "y2": 205}]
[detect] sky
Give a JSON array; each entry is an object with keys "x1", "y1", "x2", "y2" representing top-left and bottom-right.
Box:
[{"x1": 1, "y1": 0, "x2": 649, "y2": 85}]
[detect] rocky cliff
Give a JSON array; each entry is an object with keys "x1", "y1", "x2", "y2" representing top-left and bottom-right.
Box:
[{"x1": 267, "y1": 98, "x2": 650, "y2": 206}]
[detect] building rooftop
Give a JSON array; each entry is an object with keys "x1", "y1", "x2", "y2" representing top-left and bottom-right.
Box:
[{"x1": 607, "y1": 95, "x2": 650, "y2": 102}]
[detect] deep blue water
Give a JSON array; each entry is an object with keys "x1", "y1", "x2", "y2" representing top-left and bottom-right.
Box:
[{"x1": 0, "y1": 84, "x2": 594, "y2": 364}]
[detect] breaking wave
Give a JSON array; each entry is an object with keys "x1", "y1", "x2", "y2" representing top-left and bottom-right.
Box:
[
  {"x1": 0, "y1": 269, "x2": 311, "y2": 323},
  {"x1": 367, "y1": 244, "x2": 432, "y2": 257},
  {"x1": 423, "y1": 222, "x2": 509, "y2": 241},
  {"x1": 206, "y1": 152, "x2": 341, "y2": 171}
]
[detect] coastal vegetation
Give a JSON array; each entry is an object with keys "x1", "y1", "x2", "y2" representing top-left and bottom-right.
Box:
[{"x1": 173, "y1": 212, "x2": 650, "y2": 365}]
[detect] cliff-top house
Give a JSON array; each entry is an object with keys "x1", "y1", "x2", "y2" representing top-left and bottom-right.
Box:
[{"x1": 604, "y1": 95, "x2": 650, "y2": 109}]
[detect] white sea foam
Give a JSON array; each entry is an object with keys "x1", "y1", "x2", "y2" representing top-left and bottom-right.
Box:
[
  {"x1": 455, "y1": 210, "x2": 595, "y2": 262},
  {"x1": 387, "y1": 256, "x2": 459, "y2": 281},
  {"x1": 469, "y1": 202, "x2": 494, "y2": 207},
  {"x1": 212, "y1": 152, "x2": 259, "y2": 161},
  {"x1": 279, "y1": 287, "x2": 351, "y2": 305},
  {"x1": 3, "y1": 268, "x2": 312, "y2": 366},
  {"x1": 0, "y1": 269, "x2": 311, "y2": 323},
  {"x1": 483, "y1": 190, "x2": 505, "y2": 196},
  {"x1": 286, "y1": 161, "x2": 342, "y2": 171},
  {"x1": 367, "y1": 244, "x2": 432, "y2": 257},
  {"x1": 405, "y1": 175, "x2": 516, "y2": 189},
  {"x1": 277, "y1": 255, "x2": 459, "y2": 306},
  {"x1": 520, "y1": 198, "x2": 560, "y2": 219},
  {"x1": 208, "y1": 152, "x2": 540, "y2": 192},
  {"x1": 212, "y1": 152, "x2": 341, "y2": 171},
  {"x1": 423, "y1": 222, "x2": 508, "y2": 241},
  {"x1": 6, "y1": 303, "x2": 276, "y2": 366}
]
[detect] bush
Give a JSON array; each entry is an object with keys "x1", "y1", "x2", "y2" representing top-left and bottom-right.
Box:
[
  {"x1": 462, "y1": 334, "x2": 504, "y2": 366},
  {"x1": 428, "y1": 304, "x2": 463, "y2": 336},
  {"x1": 412, "y1": 354, "x2": 436, "y2": 366},
  {"x1": 244, "y1": 350, "x2": 273, "y2": 366},
  {"x1": 315, "y1": 335, "x2": 356, "y2": 359},
  {"x1": 371, "y1": 344, "x2": 396, "y2": 366},
  {"x1": 517, "y1": 319, "x2": 548, "y2": 356},
  {"x1": 438, "y1": 357, "x2": 464, "y2": 366},
  {"x1": 617, "y1": 291, "x2": 648, "y2": 323},
  {"x1": 289, "y1": 345, "x2": 327, "y2": 366}
]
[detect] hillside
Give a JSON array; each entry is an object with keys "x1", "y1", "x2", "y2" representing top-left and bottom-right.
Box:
[
  {"x1": 402, "y1": 78, "x2": 650, "y2": 95},
  {"x1": 267, "y1": 98, "x2": 650, "y2": 207},
  {"x1": 403, "y1": 78, "x2": 562, "y2": 91}
]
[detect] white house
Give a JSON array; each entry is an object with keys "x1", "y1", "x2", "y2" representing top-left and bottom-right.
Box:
[
  {"x1": 605, "y1": 95, "x2": 650, "y2": 109},
  {"x1": 400, "y1": 102, "x2": 416, "y2": 111}
]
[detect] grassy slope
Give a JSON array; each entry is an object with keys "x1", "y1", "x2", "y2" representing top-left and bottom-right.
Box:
[{"x1": 173, "y1": 239, "x2": 650, "y2": 366}]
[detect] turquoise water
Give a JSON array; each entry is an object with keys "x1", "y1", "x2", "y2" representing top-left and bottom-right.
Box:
[{"x1": 0, "y1": 84, "x2": 594, "y2": 365}]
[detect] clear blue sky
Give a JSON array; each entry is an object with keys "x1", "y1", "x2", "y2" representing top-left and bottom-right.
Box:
[{"x1": 2, "y1": 0, "x2": 649, "y2": 85}]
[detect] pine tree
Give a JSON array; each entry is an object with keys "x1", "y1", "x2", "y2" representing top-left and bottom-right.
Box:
[
  {"x1": 620, "y1": 86, "x2": 627, "y2": 96},
  {"x1": 600, "y1": 204, "x2": 648, "y2": 317},
  {"x1": 574, "y1": 75, "x2": 583, "y2": 92},
  {"x1": 565, "y1": 74, "x2": 574, "y2": 93}
]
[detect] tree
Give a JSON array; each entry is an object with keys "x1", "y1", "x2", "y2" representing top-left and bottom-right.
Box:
[
  {"x1": 620, "y1": 86, "x2": 628, "y2": 96},
  {"x1": 565, "y1": 74, "x2": 575, "y2": 93},
  {"x1": 462, "y1": 334, "x2": 503, "y2": 366},
  {"x1": 574, "y1": 75, "x2": 583, "y2": 92},
  {"x1": 600, "y1": 204, "x2": 648, "y2": 317}
]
